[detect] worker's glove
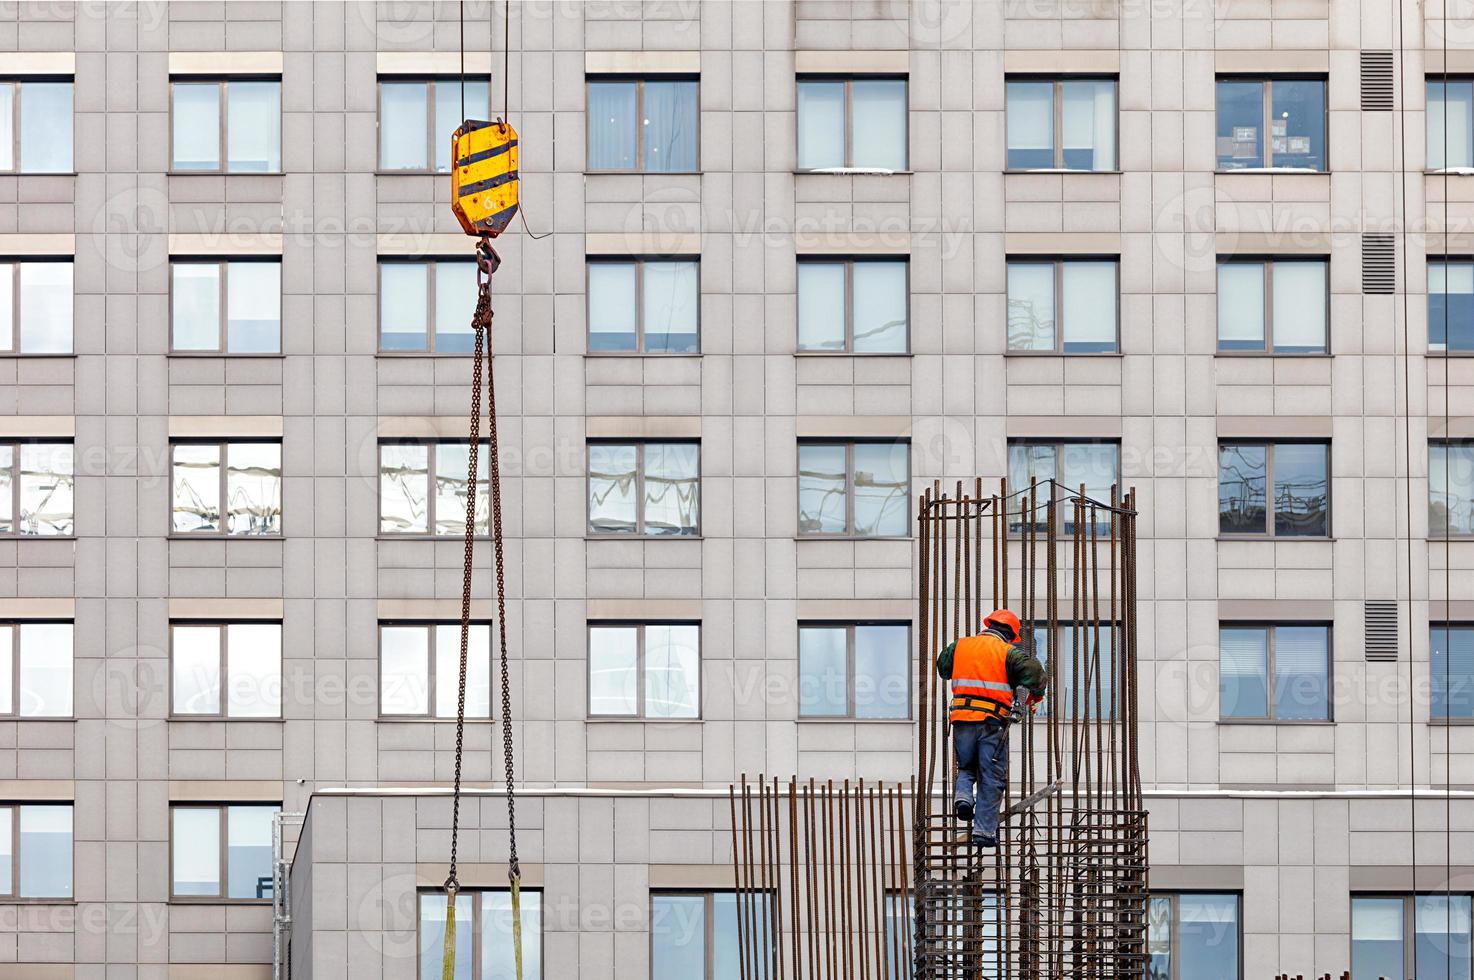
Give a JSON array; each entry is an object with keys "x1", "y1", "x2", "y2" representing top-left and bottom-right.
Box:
[{"x1": 1026, "y1": 694, "x2": 1044, "y2": 712}]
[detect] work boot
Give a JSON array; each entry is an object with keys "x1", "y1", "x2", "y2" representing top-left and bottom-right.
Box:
[
  {"x1": 971, "y1": 834, "x2": 998, "y2": 849},
  {"x1": 954, "y1": 799, "x2": 974, "y2": 823}
]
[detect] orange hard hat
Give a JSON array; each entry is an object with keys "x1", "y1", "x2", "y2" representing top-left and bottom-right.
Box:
[{"x1": 985, "y1": 609, "x2": 1022, "y2": 638}]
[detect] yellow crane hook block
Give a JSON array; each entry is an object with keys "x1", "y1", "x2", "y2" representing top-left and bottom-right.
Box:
[{"x1": 451, "y1": 119, "x2": 519, "y2": 239}]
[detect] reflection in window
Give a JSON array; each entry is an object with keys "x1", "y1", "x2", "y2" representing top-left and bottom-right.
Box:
[
  {"x1": 798, "y1": 441, "x2": 909, "y2": 537},
  {"x1": 798, "y1": 623, "x2": 910, "y2": 719},
  {"x1": 379, "y1": 77, "x2": 491, "y2": 172},
  {"x1": 1032, "y1": 623, "x2": 1115, "y2": 721},
  {"x1": 0, "y1": 622, "x2": 71, "y2": 718},
  {"x1": 171, "y1": 623, "x2": 282, "y2": 718},
  {"x1": 798, "y1": 259, "x2": 908, "y2": 353},
  {"x1": 0, "y1": 442, "x2": 74, "y2": 536},
  {"x1": 171, "y1": 260, "x2": 282, "y2": 353},
  {"x1": 588, "y1": 441, "x2": 699, "y2": 536},
  {"x1": 652, "y1": 891, "x2": 768, "y2": 980},
  {"x1": 171, "y1": 79, "x2": 281, "y2": 172},
  {"x1": 1218, "y1": 442, "x2": 1328, "y2": 537},
  {"x1": 420, "y1": 889, "x2": 543, "y2": 980},
  {"x1": 16, "y1": 804, "x2": 71, "y2": 899},
  {"x1": 170, "y1": 804, "x2": 279, "y2": 900},
  {"x1": 1352, "y1": 894, "x2": 1472, "y2": 980},
  {"x1": 1432, "y1": 442, "x2": 1474, "y2": 536},
  {"x1": 379, "y1": 623, "x2": 491, "y2": 719},
  {"x1": 1216, "y1": 77, "x2": 1326, "y2": 171},
  {"x1": 587, "y1": 78, "x2": 698, "y2": 172},
  {"x1": 588, "y1": 623, "x2": 700, "y2": 719},
  {"x1": 798, "y1": 77, "x2": 907, "y2": 171},
  {"x1": 171, "y1": 441, "x2": 282, "y2": 536},
  {"x1": 0, "y1": 81, "x2": 72, "y2": 173},
  {"x1": 1006, "y1": 441, "x2": 1120, "y2": 534},
  {"x1": 587, "y1": 259, "x2": 700, "y2": 353},
  {"x1": 378, "y1": 441, "x2": 489, "y2": 536},
  {"x1": 1217, "y1": 259, "x2": 1328, "y2": 354},
  {"x1": 1006, "y1": 259, "x2": 1117, "y2": 353},
  {"x1": 379, "y1": 260, "x2": 477, "y2": 353},
  {"x1": 1429, "y1": 78, "x2": 1474, "y2": 170},
  {"x1": 1148, "y1": 893, "x2": 1241, "y2": 980},
  {"x1": 1432, "y1": 625, "x2": 1474, "y2": 720},
  {"x1": 1219, "y1": 624, "x2": 1330, "y2": 722},
  {"x1": 1006, "y1": 77, "x2": 1117, "y2": 171},
  {"x1": 1430, "y1": 259, "x2": 1474, "y2": 352}
]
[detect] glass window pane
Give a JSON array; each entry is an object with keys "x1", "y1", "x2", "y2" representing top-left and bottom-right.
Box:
[
  {"x1": 0, "y1": 86, "x2": 12, "y2": 171},
  {"x1": 588, "y1": 81, "x2": 637, "y2": 170},
  {"x1": 173, "y1": 625, "x2": 221, "y2": 715},
  {"x1": 1431, "y1": 444, "x2": 1474, "y2": 537},
  {"x1": 1414, "y1": 895, "x2": 1473, "y2": 980},
  {"x1": 1217, "y1": 263, "x2": 1266, "y2": 350},
  {"x1": 643, "y1": 261, "x2": 699, "y2": 353},
  {"x1": 20, "y1": 82, "x2": 72, "y2": 173},
  {"x1": 17, "y1": 805, "x2": 69, "y2": 898},
  {"x1": 226, "y1": 262, "x2": 280, "y2": 353},
  {"x1": 853, "y1": 442, "x2": 909, "y2": 536},
  {"x1": 1219, "y1": 444, "x2": 1267, "y2": 535},
  {"x1": 1431, "y1": 260, "x2": 1474, "y2": 353},
  {"x1": 227, "y1": 623, "x2": 281, "y2": 718},
  {"x1": 1146, "y1": 896, "x2": 1172, "y2": 980},
  {"x1": 1178, "y1": 894, "x2": 1240, "y2": 980},
  {"x1": 588, "y1": 262, "x2": 638, "y2": 352},
  {"x1": 652, "y1": 893, "x2": 705, "y2": 980},
  {"x1": 643, "y1": 443, "x2": 699, "y2": 536},
  {"x1": 798, "y1": 262, "x2": 846, "y2": 351},
  {"x1": 19, "y1": 261, "x2": 72, "y2": 354},
  {"x1": 380, "y1": 626, "x2": 429, "y2": 715},
  {"x1": 381, "y1": 81, "x2": 428, "y2": 170},
  {"x1": 380, "y1": 443, "x2": 429, "y2": 534},
  {"x1": 171, "y1": 808, "x2": 219, "y2": 897},
  {"x1": 226, "y1": 80, "x2": 280, "y2": 172},
  {"x1": 1008, "y1": 443, "x2": 1056, "y2": 531},
  {"x1": 172, "y1": 82, "x2": 220, "y2": 171},
  {"x1": 19, "y1": 442, "x2": 73, "y2": 536},
  {"x1": 852, "y1": 79, "x2": 906, "y2": 170},
  {"x1": 1061, "y1": 261, "x2": 1116, "y2": 352},
  {"x1": 643, "y1": 80, "x2": 698, "y2": 172},
  {"x1": 0, "y1": 263, "x2": 12, "y2": 351},
  {"x1": 434, "y1": 78, "x2": 489, "y2": 173},
  {"x1": 483, "y1": 890, "x2": 542, "y2": 980},
  {"x1": 1058, "y1": 442, "x2": 1119, "y2": 533},
  {"x1": 0, "y1": 627, "x2": 11, "y2": 715},
  {"x1": 1273, "y1": 625, "x2": 1329, "y2": 721},
  {"x1": 1061, "y1": 79, "x2": 1116, "y2": 171},
  {"x1": 1271, "y1": 79, "x2": 1325, "y2": 171},
  {"x1": 0, "y1": 446, "x2": 9, "y2": 533},
  {"x1": 380, "y1": 263, "x2": 429, "y2": 351},
  {"x1": 1217, "y1": 80, "x2": 1264, "y2": 170},
  {"x1": 589, "y1": 626, "x2": 638, "y2": 716},
  {"x1": 1219, "y1": 627, "x2": 1270, "y2": 719},
  {"x1": 799, "y1": 444, "x2": 847, "y2": 534},
  {"x1": 1432, "y1": 626, "x2": 1474, "y2": 720},
  {"x1": 226, "y1": 443, "x2": 281, "y2": 535},
  {"x1": 173, "y1": 263, "x2": 221, "y2": 351},
  {"x1": 645, "y1": 624, "x2": 699, "y2": 719},
  {"x1": 226, "y1": 805, "x2": 277, "y2": 899},
  {"x1": 173, "y1": 443, "x2": 221, "y2": 533},
  {"x1": 420, "y1": 892, "x2": 474, "y2": 980},
  {"x1": 855, "y1": 624, "x2": 909, "y2": 719},
  {"x1": 1429, "y1": 79, "x2": 1474, "y2": 170},
  {"x1": 434, "y1": 261, "x2": 477, "y2": 353},
  {"x1": 715, "y1": 892, "x2": 769, "y2": 980},
  {"x1": 434, "y1": 442, "x2": 489, "y2": 537},
  {"x1": 1006, "y1": 81, "x2": 1054, "y2": 169},
  {"x1": 799, "y1": 626, "x2": 848, "y2": 717},
  {"x1": 1352, "y1": 896, "x2": 1406, "y2": 980},
  {"x1": 17, "y1": 622, "x2": 70, "y2": 718},
  {"x1": 435, "y1": 624, "x2": 490, "y2": 719},
  {"x1": 589, "y1": 443, "x2": 638, "y2": 533},
  {"x1": 1007, "y1": 263, "x2": 1055, "y2": 351},
  {"x1": 797, "y1": 80, "x2": 845, "y2": 170},
  {"x1": 1273, "y1": 442, "x2": 1329, "y2": 536},
  {"x1": 1272, "y1": 260, "x2": 1328, "y2": 353},
  {"x1": 853, "y1": 261, "x2": 908, "y2": 353}
]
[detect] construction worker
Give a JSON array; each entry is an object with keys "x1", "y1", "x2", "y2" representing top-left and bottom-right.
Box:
[{"x1": 936, "y1": 609, "x2": 1046, "y2": 847}]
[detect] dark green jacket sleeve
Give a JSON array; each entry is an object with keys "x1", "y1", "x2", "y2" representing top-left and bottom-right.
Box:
[
  {"x1": 1006, "y1": 645, "x2": 1048, "y2": 698},
  {"x1": 935, "y1": 640, "x2": 957, "y2": 680}
]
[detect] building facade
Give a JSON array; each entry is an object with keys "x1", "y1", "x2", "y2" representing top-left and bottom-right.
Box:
[{"x1": 0, "y1": 0, "x2": 1471, "y2": 977}]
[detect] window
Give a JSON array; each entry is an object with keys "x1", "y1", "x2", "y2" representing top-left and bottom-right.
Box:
[
  {"x1": 1032, "y1": 623, "x2": 1116, "y2": 721},
  {"x1": 1218, "y1": 442, "x2": 1329, "y2": 537},
  {"x1": 420, "y1": 889, "x2": 542, "y2": 980},
  {"x1": 170, "y1": 441, "x2": 282, "y2": 536},
  {"x1": 0, "y1": 441, "x2": 73, "y2": 536},
  {"x1": 1352, "y1": 894, "x2": 1472, "y2": 980},
  {"x1": 1215, "y1": 77, "x2": 1326, "y2": 171},
  {"x1": 797, "y1": 441, "x2": 909, "y2": 537},
  {"x1": 797, "y1": 258, "x2": 908, "y2": 353},
  {"x1": 797, "y1": 77, "x2": 907, "y2": 171},
  {"x1": 1429, "y1": 78, "x2": 1474, "y2": 171},
  {"x1": 379, "y1": 259, "x2": 478, "y2": 353},
  {"x1": 651, "y1": 891, "x2": 769, "y2": 980},
  {"x1": 798, "y1": 623, "x2": 910, "y2": 719},
  {"x1": 379, "y1": 623, "x2": 491, "y2": 719},
  {"x1": 1217, "y1": 258, "x2": 1328, "y2": 354},
  {"x1": 170, "y1": 623, "x2": 282, "y2": 718},
  {"x1": 0, "y1": 804, "x2": 71, "y2": 898},
  {"x1": 1219, "y1": 624, "x2": 1330, "y2": 722},
  {"x1": 0, "y1": 622, "x2": 71, "y2": 718},
  {"x1": 588, "y1": 623, "x2": 700, "y2": 719},
  {"x1": 379, "y1": 77, "x2": 491, "y2": 173},
  {"x1": 587, "y1": 77, "x2": 698, "y2": 173},
  {"x1": 1006, "y1": 258, "x2": 1118, "y2": 353},
  {"x1": 1433, "y1": 625, "x2": 1474, "y2": 720},
  {"x1": 588, "y1": 441, "x2": 700, "y2": 536},
  {"x1": 1007, "y1": 440, "x2": 1120, "y2": 533},
  {"x1": 1432, "y1": 442, "x2": 1474, "y2": 536},
  {"x1": 1146, "y1": 893, "x2": 1241, "y2": 980},
  {"x1": 587, "y1": 258, "x2": 700, "y2": 354},
  {"x1": 170, "y1": 78, "x2": 281, "y2": 173},
  {"x1": 0, "y1": 260, "x2": 72, "y2": 354},
  {"x1": 1429, "y1": 259, "x2": 1474, "y2": 352},
  {"x1": 379, "y1": 441, "x2": 489, "y2": 536},
  {"x1": 171, "y1": 260, "x2": 281, "y2": 353},
  {"x1": 0, "y1": 80, "x2": 73, "y2": 173},
  {"x1": 1005, "y1": 77, "x2": 1117, "y2": 171},
  {"x1": 170, "y1": 804, "x2": 279, "y2": 901}
]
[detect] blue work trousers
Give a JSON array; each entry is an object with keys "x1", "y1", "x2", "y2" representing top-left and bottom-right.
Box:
[{"x1": 953, "y1": 720, "x2": 1008, "y2": 843}]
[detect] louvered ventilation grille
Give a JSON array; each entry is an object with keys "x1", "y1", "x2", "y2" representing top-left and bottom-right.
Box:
[
  {"x1": 1362, "y1": 234, "x2": 1396, "y2": 294},
  {"x1": 1361, "y1": 51, "x2": 1395, "y2": 110},
  {"x1": 1365, "y1": 600, "x2": 1398, "y2": 661}
]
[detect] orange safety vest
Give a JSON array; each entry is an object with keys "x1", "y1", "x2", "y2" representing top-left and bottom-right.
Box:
[{"x1": 949, "y1": 632, "x2": 1015, "y2": 723}]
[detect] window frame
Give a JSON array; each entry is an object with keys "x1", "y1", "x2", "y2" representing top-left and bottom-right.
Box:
[
  {"x1": 168, "y1": 257, "x2": 282, "y2": 356},
  {"x1": 584, "y1": 256, "x2": 703, "y2": 355},
  {"x1": 1003, "y1": 74, "x2": 1120, "y2": 173},
  {"x1": 168, "y1": 439, "x2": 283, "y2": 538},
  {"x1": 797, "y1": 621, "x2": 912, "y2": 721},
  {"x1": 376, "y1": 257, "x2": 480, "y2": 355},
  {"x1": 0, "y1": 802, "x2": 72, "y2": 900},
  {"x1": 376, "y1": 76, "x2": 493, "y2": 175},
  {"x1": 1147, "y1": 891, "x2": 1244, "y2": 980},
  {"x1": 1350, "y1": 892, "x2": 1474, "y2": 980},
  {"x1": 377, "y1": 439, "x2": 491, "y2": 538},
  {"x1": 585, "y1": 439, "x2": 702, "y2": 538},
  {"x1": 376, "y1": 620, "x2": 494, "y2": 721},
  {"x1": 416, "y1": 887, "x2": 544, "y2": 980},
  {"x1": 1430, "y1": 440, "x2": 1474, "y2": 539},
  {"x1": 1216, "y1": 621, "x2": 1333, "y2": 724},
  {"x1": 1431, "y1": 622, "x2": 1474, "y2": 723},
  {"x1": 168, "y1": 802, "x2": 280, "y2": 904},
  {"x1": 795, "y1": 74, "x2": 909, "y2": 172},
  {"x1": 167, "y1": 77, "x2": 283, "y2": 175},
  {"x1": 1005, "y1": 438, "x2": 1123, "y2": 535},
  {"x1": 0, "y1": 257, "x2": 73, "y2": 355},
  {"x1": 585, "y1": 621, "x2": 703, "y2": 720},
  {"x1": 1217, "y1": 440, "x2": 1332, "y2": 539},
  {"x1": 649, "y1": 889, "x2": 767, "y2": 979},
  {"x1": 584, "y1": 75, "x2": 701, "y2": 175},
  {"x1": 795, "y1": 256, "x2": 911, "y2": 354},
  {"x1": 167, "y1": 620, "x2": 284, "y2": 721},
  {"x1": 1215, "y1": 256, "x2": 1331, "y2": 356},
  {"x1": 1214, "y1": 75, "x2": 1328, "y2": 173},
  {"x1": 0, "y1": 620, "x2": 72, "y2": 720},
  {"x1": 1004, "y1": 255, "x2": 1121, "y2": 355},
  {"x1": 0, "y1": 78, "x2": 74, "y2": 174},
  {"x1": 0, "y1": 439, "x2": 74, "y2": 537},
  {"x1": 796, "y1": 439, "x2": 911, "y2": 540},
  {"x1": 1428, "y1": 255, "x2": 1474, "y2": 354},
  {"x1": 1427, "y1": 75, "x2": 1474, "y2": 172}
]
